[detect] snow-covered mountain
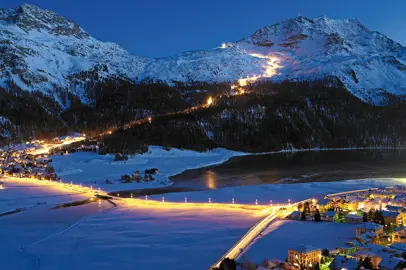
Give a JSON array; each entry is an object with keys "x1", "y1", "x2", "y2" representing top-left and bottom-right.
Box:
[
  {"x1": 1, "y1": 4, "x2": 406, "y2": 105},
  {"x1": 0, "y1": 4, "x2": 148, "y2": 103}
]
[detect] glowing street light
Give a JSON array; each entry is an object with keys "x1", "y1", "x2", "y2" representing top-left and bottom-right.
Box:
[
  {"x1": 184, "y1": 197, "x2": 188, "y2": 203},
  {"x1": 255, "y1": 199, "x2": 258, "y2": 205},
  {"x1": 162, "y1": 197, "x2": 165, "y2": 202},
  {"x1": 232, "y1": 198, "x2": 235, "y2": 204},
  {"x1": 145, "y1": 195, "x2": 148, "y2": 200},
  {"x1": 208, "y1": 197, "x2": 211, "y2": 203},
  {"x1": 130, "y1": 193, "x2": 134, "y2": 198}
]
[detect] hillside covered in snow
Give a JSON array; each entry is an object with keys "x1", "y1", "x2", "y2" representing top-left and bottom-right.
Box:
[
  {"x1": 1, "y1": 4, "x2": 406, "y2": 105},
  {"x1": 2, "y1": 4, "x2": 406, "y2": 151}
]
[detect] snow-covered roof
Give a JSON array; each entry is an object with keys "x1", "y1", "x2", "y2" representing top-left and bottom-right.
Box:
[
  {"x1": 379, "y1": 256, "x2": 404, "y2": 270},
  {"x1": 355, "y1": 250, "x2": 377, "y2": 257},
  {"x1": 346, "y1": 214, "x2": 362, "y2": 219},
  {"x1": 331, "y1": 255, "x2": 359, "y2": 270},
  {"x1": 357, "y1": 222, "x2": 383, "y2": 230},
  {"x1": 382, "y1": 210, "x2": 400, "y2": 218},
  {"x1": 386, "y1": 205, "x2": 404, "y2": 212},
  {"x1": 358, "y1": 232, "x2": 375, "y2": 243},
  {"x1": 394, "y1": 226, "x2": 405, "y2": 232},
  {"x1": 324, "y1": 210, "x2": 336, "y2": 217},
  {"x1": 289, "y1": 244, "x2": 320, "y2": 253},
  {"x1": 317, "y1": 198, "x2": 330, "y2": 205},
  {"x1": 389, "y1": 243, "x2": 406, "y2": 252}
]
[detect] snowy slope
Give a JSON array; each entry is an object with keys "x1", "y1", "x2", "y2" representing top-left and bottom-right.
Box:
[
  {"x1": 1, "y1": 4, "x2": 406, "y2": 105},
  {"x1": 0, "y1": 4, "x2": 148, "y2": 103}
]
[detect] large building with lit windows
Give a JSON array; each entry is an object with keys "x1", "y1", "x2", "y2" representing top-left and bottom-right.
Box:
[{"x1": 287, "y1": 245, "x2": 321, "y2": 268}]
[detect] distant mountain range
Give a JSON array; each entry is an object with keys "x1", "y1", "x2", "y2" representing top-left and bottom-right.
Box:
[{"x1": 1, "y1": 4, "x2": 406, "y2": 105}]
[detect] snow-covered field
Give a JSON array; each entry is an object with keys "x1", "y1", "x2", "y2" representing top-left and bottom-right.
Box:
[
  {"x1": 241, "y1": 220, "x2": 358, "y2": 263},
  {"x1": 52, "y1": 146, "x2": 244, "y2": 192},
  {"x1": 0, "y1": 178, "x2": 87, "y2": 213},
  {"x1": 0, "y1": 177, "x2": 257, "y2": 270}
]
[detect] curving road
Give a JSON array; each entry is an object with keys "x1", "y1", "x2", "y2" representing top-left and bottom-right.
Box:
[{"x1": 209, "y1": 199, "x2": 311, "y2": 269}]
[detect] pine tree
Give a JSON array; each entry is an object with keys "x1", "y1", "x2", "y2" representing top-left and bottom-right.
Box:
[
  {"x1": 314, "y1": 209, "x2": 322, "y2": 222},
  {"x1": 361, "y1": 257, "x2": 374, "y2": 269},
  {"x1": 363, "y1": 212, "x2": 368, "y2": 222}
]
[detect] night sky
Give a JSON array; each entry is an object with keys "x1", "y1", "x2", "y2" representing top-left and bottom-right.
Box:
[{"x1": 3, "y1": 0, "x2": 406, "y2": 57}]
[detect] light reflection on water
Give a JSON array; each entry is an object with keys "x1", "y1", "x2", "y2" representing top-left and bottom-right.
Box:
[
  {"x1": 205, "y1": 170, "x2": 217, "y2": 189},
  {"x1": 173, "y1": 149, "x2": 406, "y2": 190}
]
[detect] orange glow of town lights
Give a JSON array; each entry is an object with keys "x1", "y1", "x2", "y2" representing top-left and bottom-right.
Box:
[{"x1": 206, "y1": 96, "x2": 213, "y2": 106}]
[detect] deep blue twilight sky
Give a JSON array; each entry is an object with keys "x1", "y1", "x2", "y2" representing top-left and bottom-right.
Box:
[{"x1": 3, "y1": 0, "x2": 406, "y2": 57}]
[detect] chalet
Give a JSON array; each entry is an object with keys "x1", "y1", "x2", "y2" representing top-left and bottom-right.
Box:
[
  {"x1": 392, "y1": 229, "x2": 406, "y2": 244},
  {"x1": 382, "y1": 210, "x2": 402, "y2": 226},
  {"x1": 287, "y1": 245, "x2": 321, "y2": 268},
  {"x1": 353, "y1": 250, "x2": 382, "y2": 269},
  {"x1": 386, "y1": 205, "x2": 405, "y2": 212},
  {"x1": 345, "y1": 214, "x2": 363, "y2": 224},
  {"x1": 356, "y1": 222, "x2": 384, "y2": 237},
  {"x1": 328, "y1": 255, "x2": 359, "y2": 270},
  {"x1": 379, "y1": 256, "x2": 405, "y2": 270},
  {"x1": 357, "y1": 232, "x2": 377, "y2": 245},
  {"x1": 389, "y1": 243, "x2": 406, "y2": 253}
]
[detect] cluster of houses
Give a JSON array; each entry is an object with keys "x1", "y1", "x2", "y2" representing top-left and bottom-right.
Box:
[
  {"x1": 0, "y1": 150, "x2": 57, "y2": 181},
  {"x1": 274, "y1": 187, "x2": 406, "y2": 269},
  {"x1": 50, "y1": 144, "x2": 98, "y2": 155},
  {"x1": 119, "y1": 168, "x2": 159, "y2": 183},
  {"x1": 289, "y1": 187, "x2": 406, "y2": 226},
  {"x1": 276, "y1": 223, "x2": 406, "y2": 270}
]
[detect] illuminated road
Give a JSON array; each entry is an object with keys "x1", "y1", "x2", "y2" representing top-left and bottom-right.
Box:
[{"x1": 209, "y1": 200, "x2": 310, "y2": 269}]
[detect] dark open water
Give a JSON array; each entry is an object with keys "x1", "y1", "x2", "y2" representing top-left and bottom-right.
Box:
[{"x1": 113, "y1": 149, "x2": 406, "y2": 197}]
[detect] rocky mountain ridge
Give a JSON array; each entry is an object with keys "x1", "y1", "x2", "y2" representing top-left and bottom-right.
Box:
[{"x1": 1, "y1": 4, "x2": 405, "y2": 106}]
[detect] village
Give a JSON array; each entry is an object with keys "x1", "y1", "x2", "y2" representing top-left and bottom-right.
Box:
[
  {"x1": 3, "y1": 139, "x2": 406, "y2": 270},
  {"x1": 0, "y1": 138, "x2": 159, "y2": 186},
  {"x1": 255, "y1": 186, "x2": 406, "y2": 270}
]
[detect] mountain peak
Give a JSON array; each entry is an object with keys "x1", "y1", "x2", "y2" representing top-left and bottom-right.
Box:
[{"x1": 0, "y1": 3, "x2": 89, "y2": 39}]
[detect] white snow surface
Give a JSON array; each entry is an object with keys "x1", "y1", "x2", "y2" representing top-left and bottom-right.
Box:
[
  {"x1": 1, "y1": 5, "x2": 406, "y2": 104},
  {"x1": 241, "y1": 220, "x2": 358, "y2": 263},
  {"x1": 0, "y1": 178, "x2": 257, "y2": 270},
  {"x1": 51, "y1": 146, "x2": 245, "y2": 192}
]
